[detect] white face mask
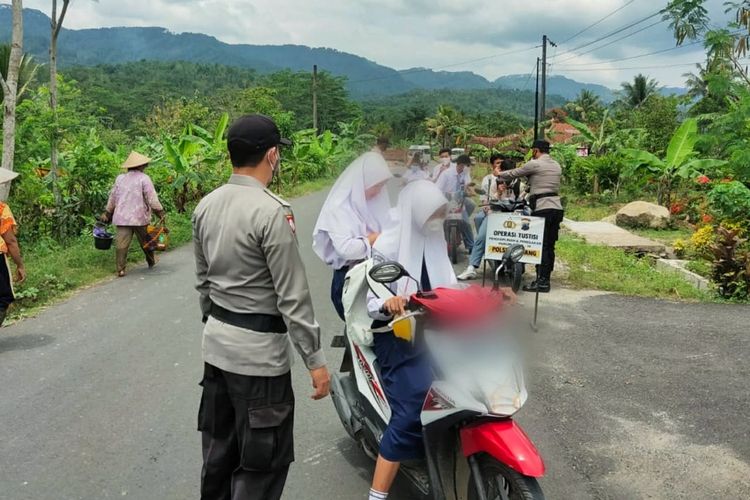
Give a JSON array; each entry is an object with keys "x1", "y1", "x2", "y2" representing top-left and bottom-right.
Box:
[
  {"x1": 440, "y1": 157, "x2": 451, "y2": 167},
  {"x1": 424, "y1": 218, "x2": 445, "y2": 233},
  {"x1": 271, "y1": 149, "x2": 281, "y2": 180}
]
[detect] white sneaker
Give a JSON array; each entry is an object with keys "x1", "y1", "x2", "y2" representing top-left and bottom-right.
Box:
[{"x1": 457, "y1": 265, "x2": 477, "y2": 281}]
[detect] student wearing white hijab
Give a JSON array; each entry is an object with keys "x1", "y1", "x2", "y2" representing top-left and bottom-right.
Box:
[
  {"x1": 313, "y1": 152, "x2": 393, "y2": 320},
  {"x1": 365, "y1": 180, "x2": 454, "y2": 500}
]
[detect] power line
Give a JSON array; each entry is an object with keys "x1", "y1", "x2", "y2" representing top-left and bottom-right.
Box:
[
  {"x1": 553, "y1": 8, "x2": 664, "y2": 60},
  {"x1": 559, "y1": 0, "x2": 637, "y2": 45},
  {"x1": 347, "y1": 45, "x2": 541, "y2": 86},
  {"x1": 553, "y1": 61, "x2": 701, "y2": 72},
  {"x1": 554, "y1": 18, "x2": 666, "y2": 64},
  {"x1": 520, "y1": 60, "x2": 539, "y2": 91},
  {"x1": 555, "y1": 37, "x2": 709, "y2": 67}
]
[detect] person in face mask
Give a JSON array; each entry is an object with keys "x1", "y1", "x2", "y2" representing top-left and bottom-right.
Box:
[
  {"x1": 364, "y1": 180, "x2": 454, "y2": 500},
  {"x1": 313, "y1": 151, "x2": 394, "y2": 320},
  {"x1": 192, "y1": 114, "x2": 330, "y2": 500},
  {"x1": 431, "y1": 147, "x2": 453, "y2": 181}
]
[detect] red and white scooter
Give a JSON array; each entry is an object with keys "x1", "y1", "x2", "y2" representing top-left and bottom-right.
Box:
[{"x1": 330, "y1": 245, "x2": 545, "y2": 499}]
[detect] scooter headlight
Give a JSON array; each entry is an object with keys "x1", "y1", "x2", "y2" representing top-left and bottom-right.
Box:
[{"x1": 486, "y1": 386, "x2": 524, "y2": 416}]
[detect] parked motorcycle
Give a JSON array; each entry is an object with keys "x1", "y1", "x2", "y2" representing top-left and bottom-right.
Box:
[
  {"x1": 330, "y1": 246, "x2": 545, "y2": 500},
  {"x1": 485, "y1": 199, "x2": 532, "y2": 293}
]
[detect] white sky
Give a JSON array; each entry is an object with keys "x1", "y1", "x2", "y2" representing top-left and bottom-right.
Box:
[{"x1": 23, "y1": 0, "x2": 732, "y2": 88}]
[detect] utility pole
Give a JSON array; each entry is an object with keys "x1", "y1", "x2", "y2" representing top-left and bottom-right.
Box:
[
  {"x1": 533, "y1": 57, "x2": 540, "y2": 142},
  {"x1": 312, "y1": 64, "x2": 318, "y2": 133},
  {"x1": 539, "y1": 35, "x2": 557, "y2": 140}
]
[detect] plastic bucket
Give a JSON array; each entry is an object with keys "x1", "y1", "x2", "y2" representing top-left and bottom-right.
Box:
[{"x1": 94, "y1": 235, "x2": 113, "y2": 250}]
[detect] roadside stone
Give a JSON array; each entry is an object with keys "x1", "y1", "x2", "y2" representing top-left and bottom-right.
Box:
[
  {"x1": 601, "y1": 215, "x2": 617, "y2": 224},
  {"x1": 616, "y1": 201, "x2": 670, "y2": 229}
]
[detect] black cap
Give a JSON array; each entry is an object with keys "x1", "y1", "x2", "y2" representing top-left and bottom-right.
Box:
[{"x1": 227, "y1": 114, "x2": 291, "y2": 152}]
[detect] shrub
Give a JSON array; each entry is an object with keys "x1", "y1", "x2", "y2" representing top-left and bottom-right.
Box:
[
  {"x1": 706, "y1": 181, "x2": 750, "y2": 228},
  {"x1": 709, "y1": 226, "x2": 750, "y2": 300}
]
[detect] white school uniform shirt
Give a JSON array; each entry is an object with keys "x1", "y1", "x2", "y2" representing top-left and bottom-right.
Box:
[{"x1": 435, "y1": 165, "x2": 471, "y2": 196}]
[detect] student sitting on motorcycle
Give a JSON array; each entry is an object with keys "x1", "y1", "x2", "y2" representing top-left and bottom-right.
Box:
[
  {"x1": 435, "y1": 154, "x2": 475, "y2": 251},
  {"x1": 365, "y1": 180, "x2": 456, "y2": 500},
  {"x1": 459, "y1": 158, "x2": 519, "y2": 281},
  {"x1": 313, "y1": 152, "x2": 393, "y2": 320}
]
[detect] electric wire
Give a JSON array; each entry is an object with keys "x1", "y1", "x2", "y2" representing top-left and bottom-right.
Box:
[
  {"x1": 554, "y1": 18, "x2": 666, "y2": 64},
  {"x1": 553, "y1": 8, "x2": 665, "y2": 60},
  {"x1": 559, "y1": 0, "x2": 637, "y2": 45}
]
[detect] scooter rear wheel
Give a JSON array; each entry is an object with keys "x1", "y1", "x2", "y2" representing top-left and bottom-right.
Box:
[{"x1": 468, "y1": 453, "x2": 544, "y2": 500}]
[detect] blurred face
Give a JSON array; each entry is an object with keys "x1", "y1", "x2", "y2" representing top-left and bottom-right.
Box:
[
  {"x1": 456, "y1": 163, "x2": 467, "y2": 174},
  {"x1": 491, "y1": 159, "x2": 502, "y2": 174},
  {"x1": 365, "y1": 180, "x2": 388, "y2": 200}
]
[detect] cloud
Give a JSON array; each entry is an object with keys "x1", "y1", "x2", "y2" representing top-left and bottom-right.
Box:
[{"x1": 22, "y1": 0, "x2": 733, "y2": 88}]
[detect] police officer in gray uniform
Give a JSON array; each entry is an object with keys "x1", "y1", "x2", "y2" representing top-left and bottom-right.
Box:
[
  {"x1": 496, "y1": 140, "x2": 563, "y2": 293},
  {"x1": 192, "y1": 114, "x2": 330, "y2": 500}
]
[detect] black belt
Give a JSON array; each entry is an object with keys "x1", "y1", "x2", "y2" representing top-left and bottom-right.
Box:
[
  {"x1": 209, "y1": 302, "x2": 287, "y2": 333},
  {"x1": 529, "y1": 192, "x2": 559, "y2": 210}
]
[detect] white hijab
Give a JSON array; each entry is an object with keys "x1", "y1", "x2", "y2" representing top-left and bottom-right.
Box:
[
  {"x1": 313, "y1": 152, "x2": 393, "y2": 265},
  {"x1": 374, "y1": 180, "x2": 457, "y2": 296}
]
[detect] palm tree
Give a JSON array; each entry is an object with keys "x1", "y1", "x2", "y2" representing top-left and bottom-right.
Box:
[
  {"x1": 425, "y1": 105, "x2": 461, "y2": 148},
  {"x1": 565, "y1": 89, "x2": 604, "y2": 123},
  {"x1": 682, "y1": 63, "x2": 709, "y2": 101},
  {"x1": 619, "y1": 74, "x2": 659, "y2": 109},
  {"x1": 0, "y1": 44, "x2": 39, "y2": 101}
]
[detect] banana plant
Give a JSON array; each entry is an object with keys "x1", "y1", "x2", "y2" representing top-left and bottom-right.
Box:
[
  {"x1": 622, "y1": 118, "x2": 726, "y2": 206},
  {"x1": 162, "y1": 113, "x2": 229, "y2": 212}
]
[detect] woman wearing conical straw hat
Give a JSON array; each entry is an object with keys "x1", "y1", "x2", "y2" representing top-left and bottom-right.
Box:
[
  {"x1": 101, "y1": 152, "x2": 166, "y2": 277},
  {"x1": 0, "y1": 167, "x2": 26, "y2": 326}
]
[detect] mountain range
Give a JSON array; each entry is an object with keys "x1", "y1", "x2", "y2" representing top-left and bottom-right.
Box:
[{"x1": 0, "y1": 5, "x2": 684, "y2": 101}]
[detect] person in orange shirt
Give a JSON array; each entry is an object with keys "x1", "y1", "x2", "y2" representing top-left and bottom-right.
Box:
[{"x1": 0, "y1": 168, "x2": 27, "y2": 326}]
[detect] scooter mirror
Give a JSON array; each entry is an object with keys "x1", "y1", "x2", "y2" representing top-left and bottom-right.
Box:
[
  {"x1": 369, "y1": 261, "x2": 409, "y2": 284},
  {"x1": 507, "y1": 244, "x2": 525, "y2": 263}
]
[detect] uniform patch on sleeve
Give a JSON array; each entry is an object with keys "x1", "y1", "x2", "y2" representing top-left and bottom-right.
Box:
[{"x1": 285, "y1": 213, "x2": 297, "y2": 234}]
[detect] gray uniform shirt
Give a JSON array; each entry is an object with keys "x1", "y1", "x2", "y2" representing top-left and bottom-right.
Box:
[
  {"x1": 192, "y1": 174, "x2": 326, "y2": 377},
  {"x1": 496, "y1": 154, "x2": 563, "y2": 211}
]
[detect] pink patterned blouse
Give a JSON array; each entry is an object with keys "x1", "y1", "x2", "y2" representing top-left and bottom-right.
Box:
[{"x1": 106, "y1": 170, "x2": 164, "y2": 227}]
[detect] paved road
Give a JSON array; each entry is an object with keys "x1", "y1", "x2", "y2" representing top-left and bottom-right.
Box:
[{"x1": 1, "y1": 185, "x2": 749, "y2": 499}]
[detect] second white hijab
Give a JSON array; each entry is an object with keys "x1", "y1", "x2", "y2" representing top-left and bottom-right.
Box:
[{"x1": 374, "y1": 180, "x2": 457, "y2": 296}]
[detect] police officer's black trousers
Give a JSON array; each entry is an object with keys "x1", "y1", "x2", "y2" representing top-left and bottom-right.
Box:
[
  {"x1": 533, "y1": 209, "x2": 564, "y2": 281},
  {"x1": 198, "y1": 363, "x2": 295, "y2": 500}
]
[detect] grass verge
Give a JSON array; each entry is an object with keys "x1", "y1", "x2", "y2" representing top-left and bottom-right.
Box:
[
  {"x1": 556, "y1": 234, "x2": 710, "y2": 301},
  {"x1": 631, "y1": 227, "x2": 692, "y2": 246},
  {"x1": 8, "y1": 176, "x2": 334, "y2": 323}
]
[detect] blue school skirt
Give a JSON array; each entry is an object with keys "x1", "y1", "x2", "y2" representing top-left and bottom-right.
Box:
[{"x1": 372, "y1": 324, "x2": 433, "y2": 462}]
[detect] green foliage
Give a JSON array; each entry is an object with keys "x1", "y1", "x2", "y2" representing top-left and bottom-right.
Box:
[
  {"x1": 706, "y1": 181, "x2": 750, "y2": 226},
  {"x1": 617, "y1": 74, "x2": 659, "y2": 109},
  {"x1": 619, "y1": 94, "x2": 680, "y2": 156},
  {"x1": 0, "y1": 43, "x2": 39, "y2": 100},
  {"x1": 622, "y1": 118, "x2": 727, "y2": 206},
  {"x1": 709, "y1": 226, "x2": 750, "y2": 300}
]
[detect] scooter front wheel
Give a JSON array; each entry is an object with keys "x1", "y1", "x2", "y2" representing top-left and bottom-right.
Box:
[{"x1": 468, "y1": 453, "x2": 544, "y2": 500}]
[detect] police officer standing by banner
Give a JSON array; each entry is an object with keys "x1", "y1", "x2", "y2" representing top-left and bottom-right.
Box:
[
  {"x1": 192, "y1": 114, "x2": 330, "y2": 500},
  {"x1": 496, "y1": 140, "x2": 563, "y2": 293}
]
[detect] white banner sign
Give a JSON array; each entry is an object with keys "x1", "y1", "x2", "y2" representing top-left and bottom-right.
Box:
[{"x1": 484, "y1": 213, "x2": 546, "y2": 265}]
